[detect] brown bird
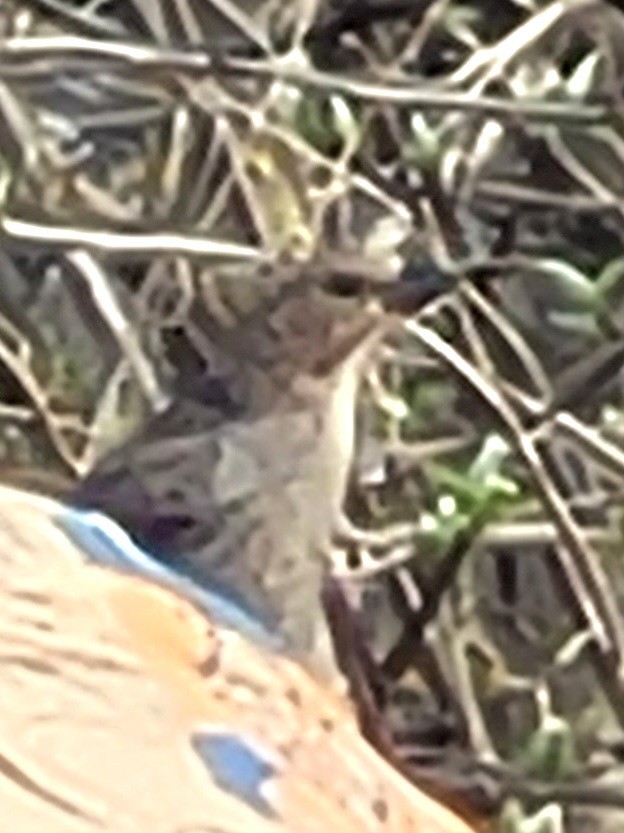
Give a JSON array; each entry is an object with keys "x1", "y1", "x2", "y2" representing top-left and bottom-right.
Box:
[
  {"x1": 0, "y1": 262, "x2": 482, "y2": 832},
  {"x1": 72, "y1": 262, "x2": 409, "y2": 679}
]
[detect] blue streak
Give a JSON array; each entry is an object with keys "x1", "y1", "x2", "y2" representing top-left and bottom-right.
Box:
[
  {"x1": 192, "y1": 731, "x2": 279, "y2": 818},
  {"x1": 55, "y1": 505, "x2": 283, "y2": 650}
]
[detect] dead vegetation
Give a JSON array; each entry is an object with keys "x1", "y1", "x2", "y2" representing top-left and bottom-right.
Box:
[{"x1": 2, "y1": 1, "x2": 624, "y2": 830}]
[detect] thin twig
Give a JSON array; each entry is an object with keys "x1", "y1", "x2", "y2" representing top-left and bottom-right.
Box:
[
  {"x1": 64, "y1": 250, "x2": 167, "y2": 411},
  {"x1": 1, "y1": 216, "x2": 268, "y2": 260}
]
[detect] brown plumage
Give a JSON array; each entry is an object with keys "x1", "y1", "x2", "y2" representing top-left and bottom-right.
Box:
[
  {"x1": 0, "y1": 260, "x2": 484, "y2": 831},
  {"x1": 73, "y1": 265, "x2": 390, "y2": 678}
]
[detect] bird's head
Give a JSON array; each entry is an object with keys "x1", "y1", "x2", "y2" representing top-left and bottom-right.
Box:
[{"x1": 189, "y1": 256, "x2": 449, "y2": 398}]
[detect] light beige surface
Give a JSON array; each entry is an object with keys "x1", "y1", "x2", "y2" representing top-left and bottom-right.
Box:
[{"x1": 0, "y1": 484, "x2": 477, "y2": 833}]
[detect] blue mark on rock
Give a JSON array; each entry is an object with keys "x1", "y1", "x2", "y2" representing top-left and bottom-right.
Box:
[
  {"x1": 192, "y1": 731, "x2": 279, "y2": 818},
  {"x1": 54, "y1": 505, "x2": 283, "y2": 650}
]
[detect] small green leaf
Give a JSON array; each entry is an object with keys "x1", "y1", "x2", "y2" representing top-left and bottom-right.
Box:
[
  {"x1": 534, "y1": 259, "x2": 597, "y2": 308},
  {"x1": 518, "y1": 714, "x2": 577, "y2": 781},
  {"x1": 597, "y1": 256, "x2": 624, "y2": 299}
]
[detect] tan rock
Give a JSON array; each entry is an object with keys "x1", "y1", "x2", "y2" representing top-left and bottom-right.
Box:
[{"x1": 0, "y1": 484, "x2": 477, "y2": 833}]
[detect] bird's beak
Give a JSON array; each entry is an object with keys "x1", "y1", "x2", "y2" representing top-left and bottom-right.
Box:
[{"x1": 318, "y1": 251, "x2": 453, "y2": 316}]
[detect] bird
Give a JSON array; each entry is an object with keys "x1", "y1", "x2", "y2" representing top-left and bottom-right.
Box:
[
  {"x1": 71, "y1": 260, "x2": 422, "y2": 680},
  {"x1": 0, "y1": 482, "x2": 479, "y2": 833},
  {"x1": 0, "y1": 259, "x2": 481, "y2": 831}
]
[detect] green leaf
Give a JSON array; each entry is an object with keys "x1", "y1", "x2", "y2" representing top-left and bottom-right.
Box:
[
  {"x1": 533, "y1": 259, "x2": 597, "y2": 309},
  {"x1": 518, "y1": 714, "x2": 578, "y2": 781}
]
